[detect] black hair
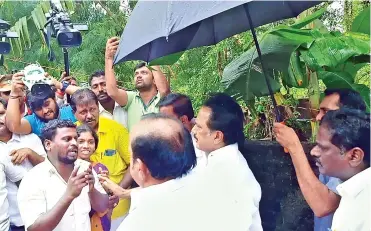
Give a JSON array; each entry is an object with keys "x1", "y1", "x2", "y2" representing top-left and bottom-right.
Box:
[
  {"x1": 321, "y1": 108, "x2": 370, "y2": 166},
  {"x1": 203, "y1": 93, "x2": 245, "y2": 152},
  {"x1": 0, "y1": 98, "x2": 7, "y2": 109},
  {"x1": 41, "y1": 119, "x2": 76, "y2": 144},
  {"x1": 324, "y1": 88, "x2": 366, "y2": 111},
  {"x1": 28, "y1": 84, "x2": 56, "y2": 112},
  {"x1": 77, "y1": 124, "x2": 99, "y2": 150},
  {"x1": 131, "y1": 113, "x2": 197, "y2": 180},
  {"x1": 159, "y1": 93, "x2": 194, "y2": 120},
  {"x1": 89, "y1": 70, "x2": 105, "y2": 86},
  {"x1": 70, "y1": 88, "x2": 99, "y2": 112},
  {"x1": 133, "y1": 62, "x2": 147, "y2": 72}
]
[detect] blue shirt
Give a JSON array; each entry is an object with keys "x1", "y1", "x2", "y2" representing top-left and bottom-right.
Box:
[
  {"x1": 314, "y1": 174, "x2": 342, "y2": 231},
  {"x1": 24, "y1": 105, "x2": 77, "y2": 136}
]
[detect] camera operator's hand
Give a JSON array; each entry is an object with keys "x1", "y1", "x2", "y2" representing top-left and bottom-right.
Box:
[
  {"x1": 10, "y1": 72, "x2": 25, "y2": 97},
  {"x1": 44, "y1": 72, "x2": 62, "y2": 90},
  {"x1": 59, "y1": 72, "x2": 73, "y2": 83},
  {"x1": 105, "y1": 37, "x2": 120, "y2": 60}
]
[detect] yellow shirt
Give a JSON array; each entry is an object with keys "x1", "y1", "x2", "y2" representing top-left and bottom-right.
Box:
[{"x1": 76, "y1": 117, "x2": 131, "y2": 220}]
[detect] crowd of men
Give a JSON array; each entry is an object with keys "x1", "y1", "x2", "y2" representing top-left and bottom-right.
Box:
[{"x1": 0, "y1": 36, "x2": 368, "y2": 231}]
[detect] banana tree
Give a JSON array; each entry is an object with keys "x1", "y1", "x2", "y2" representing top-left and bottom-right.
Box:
[{"x1": 222, "y1": 6, "x2": 370, "y2": 116}]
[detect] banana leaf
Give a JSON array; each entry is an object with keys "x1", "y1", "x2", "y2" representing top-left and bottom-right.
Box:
[
  {"x1": 300, "y1": 33, "x2": 370, "y2": 71},
  {"x1": 21, "y1": 16, "x2": 31, "y2": 48},
  {"x1": 283, "y1": 51, "x2": 307, "y2": 88},
  {"x1": 291, "y1": 7, "x2": 326, "y2": 29},
  {"x1": 222, "y1": 27, "x2": 318, "y2": 100},
  {"x1": 351, "y1": 6, "x2": 370, "y2": 35},
  {"x1": 40, "y1": 1, "x2": 51, "y2": 13}
]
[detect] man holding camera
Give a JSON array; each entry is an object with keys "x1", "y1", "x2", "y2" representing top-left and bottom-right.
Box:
[{"x1": 6, "y1": 72, "x2": 78, "y2": 137}]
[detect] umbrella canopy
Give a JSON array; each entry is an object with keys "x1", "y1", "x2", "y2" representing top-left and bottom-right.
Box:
[{"x1": 114, "y1": 0, "x2": 321, "y2": 64}]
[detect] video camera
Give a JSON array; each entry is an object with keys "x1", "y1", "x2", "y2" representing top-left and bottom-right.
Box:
[
  {"x1": 44, "y1": 0, "x2": 88, "y2": 48},
  {"x1": 0, "y1": 19, "x2": 19, "y2": 54}
]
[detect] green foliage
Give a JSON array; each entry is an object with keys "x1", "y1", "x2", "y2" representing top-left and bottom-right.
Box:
[
  {"x1": 351, "y1": 6, "x2": 370, "y2": 35},
  {"x1": 223, "y1": 6, "x2": 370, "y2": 111}
]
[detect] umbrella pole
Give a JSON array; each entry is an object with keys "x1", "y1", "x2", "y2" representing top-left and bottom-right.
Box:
[{"x1": 245, "y1": 6, "x2": 282, "y2": 122}]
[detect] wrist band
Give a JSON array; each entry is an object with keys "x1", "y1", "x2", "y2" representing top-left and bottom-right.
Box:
[{"x1": 9, "y1": 95, "x2": 22, "y2": 99}]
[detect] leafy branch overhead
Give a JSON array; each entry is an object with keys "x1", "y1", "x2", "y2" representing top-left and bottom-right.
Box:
[{"x1": 222, "y1": 6, "x2": 370, "y2": 110}]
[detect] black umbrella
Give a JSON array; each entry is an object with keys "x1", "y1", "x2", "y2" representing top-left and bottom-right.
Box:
[{"x1": 114, "y1": 0, "x2": 322, "y2": 121}]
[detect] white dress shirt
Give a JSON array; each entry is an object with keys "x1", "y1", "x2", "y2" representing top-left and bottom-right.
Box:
[
  {"x1": 331, "y1": 168, "x2": 370, "y2": 231},
  {"x1": 0, "y1": 150, "x2": 26, "y2": 231},
  {"x1": 17, "y1": 158, "x2": 106, "y2": 231},
  {"x1": 0, "y1": 133, "x2": 46, "y2": 227},
  {"x1": 118, "y1": 143, "x2": 262, "y2": 231},
  {"x1": 99, "y1": 102, "x2": 128, "y2": 128},
  {"x1": 200, "y1": 143, "x2": 263, "y2": 231}
]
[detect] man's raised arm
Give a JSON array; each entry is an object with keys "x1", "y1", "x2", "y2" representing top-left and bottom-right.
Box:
[
  {"x1": 6, "y1": 72, "x2": 32, "y2": 134},
  {"x1": 105, "y1": 37, "x2": 129, "y2": 107},
  {"x1": 273, "y1": 123, "x2": 340, "y2": 217}
]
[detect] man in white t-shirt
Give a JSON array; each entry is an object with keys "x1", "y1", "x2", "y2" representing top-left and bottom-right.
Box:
[
  {"x1": 17, "y1": 119, "x2": 109, "y2": 231},
  {"x1": 89, "y1": 71, "x2": 129, "y2": 128},
  {"x1": 0, "y1": 98, "x2": 46, "y2": 231}
]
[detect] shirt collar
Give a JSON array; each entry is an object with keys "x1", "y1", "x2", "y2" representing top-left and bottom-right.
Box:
[
  {"x1": 336, "y1": 168, "x2": 371, "y2": 198},
  {"x1": 131, "y1": 178, "x2": 185, "y2": 209},
  {"x1": 98, "y1": 101, "x2": 120, "y2": 114},
  {"x1": 0, "y1": 133, "x2": 21, "y2": 144},
  {"x1": 97, "y1": 117, "x2": 109, "y2": 133},
  {"x1": 208, "y1": 143, "x2": 239, "y2": 159},
  {"x1": 135, "y1": 91, "x2": 160, "y2": 108}
]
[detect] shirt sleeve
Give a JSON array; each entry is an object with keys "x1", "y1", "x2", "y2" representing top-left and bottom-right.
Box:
[
  {"x1": 17, "y1": 174, "x2": 47, "y2": 230},
  {"x1": 116, "y1": 125, "x2": 131, "y2": 165},
  {"x1": 124, "y1": 91, "x2": 136, "y2": 110},
  {"x1": 24, "y1": 114, "x2": 37, "y2": 134},
  {"x1": 319, "y1": 174, "x2": 342, "y2": 195},
  {"x1": 0, "y1": 154, "x2": 26, "y2": 182},
  {"x1": 61, "y1": 106, "x2": 77, "y2": 123}
]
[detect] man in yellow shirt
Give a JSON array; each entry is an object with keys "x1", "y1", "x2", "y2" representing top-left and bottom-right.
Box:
[{"x1": 70, "y1": 88, "x2": 132, "y2": 231}]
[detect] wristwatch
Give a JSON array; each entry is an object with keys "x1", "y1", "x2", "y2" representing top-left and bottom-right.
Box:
[{"x1": 61, "y1": 81, "x2": 70, "y2": 92}]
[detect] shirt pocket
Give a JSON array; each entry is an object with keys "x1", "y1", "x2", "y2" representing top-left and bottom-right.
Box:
[{"x1": 100, "y1": 150, "x2": 127, "y2": 182}]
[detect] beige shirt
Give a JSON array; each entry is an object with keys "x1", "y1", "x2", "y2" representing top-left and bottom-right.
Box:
[
  {"x1": 17, "y1": 159, "x2": 106, "y2": 231},
  {"x1": 331, "y1": 168, "x2": 370, "y2": 231}
]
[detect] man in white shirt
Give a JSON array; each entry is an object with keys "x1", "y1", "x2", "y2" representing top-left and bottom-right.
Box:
[
  {"x1": 273, "y1": 88, "x2": 367, "y2": 231},
  {"x1": 191, "y1": 93, "x2": 263, "y2": 231},
  {"x1": 0, "y1": 138, "x2": 27, "y2": 231},
  {"x1": 17, "y1": 119, "x2": 109, "y2": 231},
  {"x1": 0, "y1": 98, "x2": 46, "y2": 231},
  {"x1": 310, "y1": 108, "x2": 369, "y2": 231},
  {"x1": 117, "y1": 113, "x2": 201, "y2": 231},
  {"x1": 89, "y1": 71, "x2": 128, "y2": 128}
]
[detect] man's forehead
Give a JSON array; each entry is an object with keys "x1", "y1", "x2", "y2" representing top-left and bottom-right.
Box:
[
  {"x1": 135, "y1": 66, "x2": 150, "y2": 73},
  {"x1": 91, "y1": 75, "x2": 105, "y2": 84},
  {"x1": 55, "y1": 127, "x2": 77, "y2": 137},
  {"x1": 320, "y1": 93, "x2": 340, "y2": 109}
]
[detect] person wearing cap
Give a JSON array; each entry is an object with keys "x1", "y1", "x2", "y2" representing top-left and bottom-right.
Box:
[{"x1": 5, "y1": 72, "x2": 78, "y2": 137}]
